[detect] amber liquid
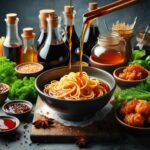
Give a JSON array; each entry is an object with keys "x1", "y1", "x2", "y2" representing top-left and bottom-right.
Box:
[
  {"x1": 23, "y1": 46, "x2": 38, "y2": 63},
  {"x1": 3, "y1": 44, "x2": 22, "y2": 64},
  {"x1": 65, "y1": 26, "x2": 80, "y2": 54},
  {"x1": 91, "y1": 50, "x2": 125, "y2": 65},
  {"x1": 37, "y1": 32, "x2": 47, "y2": 51},
  {"x1": 83, "y1": 25, "x2": 100, "y2": 56},
  {"x1": 39, "y1": 43, "x2": 69, "y2": 70}
]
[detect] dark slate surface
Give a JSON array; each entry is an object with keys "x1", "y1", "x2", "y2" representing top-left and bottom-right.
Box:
[{"x1": 0, "y1": 104, "x2": 150, "y2": 150}]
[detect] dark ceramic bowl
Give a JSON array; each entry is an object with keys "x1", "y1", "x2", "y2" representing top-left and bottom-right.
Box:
[
  {"x1": 16, "y1": 62, "x2": 44, "y2": 79},
  {"x1": 35, "y1": 66, "x2": 116, "y2": 121},
  {"x1": 115, "y1": 110, "x2": 150, "y2": 134},
  {"x1": 113, "y1": 66, "x2": 149, "y2": 87},
  {"x1": 0, "y1": 116, "x2": 20, "y2": 133},
  {"x1": 2, "y1": 100, "x2": 33, "y2": 118}
]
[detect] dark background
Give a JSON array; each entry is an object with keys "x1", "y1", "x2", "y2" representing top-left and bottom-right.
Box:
[{"x1": 0, "y1": 0, "x2": 149, "y2": 42}]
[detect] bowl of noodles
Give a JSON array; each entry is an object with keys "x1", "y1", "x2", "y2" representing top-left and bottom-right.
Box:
[{"x1": 35, "y1": 66, "x2": 116, "y2": 121}]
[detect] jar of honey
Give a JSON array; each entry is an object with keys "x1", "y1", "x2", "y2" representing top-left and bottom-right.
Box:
[{"x1": 90, "y1": 32, "x2": 126, "y2": 72}]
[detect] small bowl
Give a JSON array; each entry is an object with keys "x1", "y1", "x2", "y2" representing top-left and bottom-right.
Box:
[
  {"x1": 0, "y1": 83, "x2": 9, "y2": 105},
  {"x1": 115, "y1": 110, "x2": 150, "y2": 134},
  {"x1": 2, "y1": 100, "x2": 33, "y2": 118},
  {"x1": 16, "y1": 62, "x2": 44, "y2": 79},
  {"x1": 113, "y1": 66, "x2": 149, "y2": 87},
  {"x1": 0, "y1": 116, "x2": 20, "y2": 133},
  {"x1": 90, "y1": 56, "x2": 125, "y2": 73}
]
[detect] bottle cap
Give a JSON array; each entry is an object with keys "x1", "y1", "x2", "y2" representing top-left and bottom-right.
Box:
[
  {"x1": 88, "y1": 2, "x2": 98, "y2": 11},
  {"x1": 21, "y1": 27, "x2": 35, "y2": 39},
  {"x1": 39, "y1": 9, "x2": 55, "y2": 29},
  {"x1": 6, "y1": 13, "x2": 17, "y2": 24},
  {"x1": 47, "y1": 12, "x2": 59, "y2": 28},
  {"x1": 64, "y1": 5, "x2": 74, "y2": 14}
]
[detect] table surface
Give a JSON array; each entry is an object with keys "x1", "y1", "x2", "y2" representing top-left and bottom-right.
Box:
[{"x1": 0, "y1": 103, "x2": 150, "y2": 150}]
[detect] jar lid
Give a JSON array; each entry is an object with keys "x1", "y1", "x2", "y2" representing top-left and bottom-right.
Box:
[
  {"x1": 21, "y1": 27, "x2": 35, "y2": 39},
  {"x1": 88, "y1": 2, "x2": 98, "y2": 11},
  {"x1": 98, "y1": 32, "x2": 122, "y2": 46},
  {"x1": 64, "y1": 6, "x2": 74, "y2": 14},
  {"x1": 47, "y1": 12, "x2": 59, "y2": 28},
  {"x1": 6, "y1": 13, "x2": 17, "y2": 24}
]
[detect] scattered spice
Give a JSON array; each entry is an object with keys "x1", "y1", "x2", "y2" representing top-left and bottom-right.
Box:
[
  {"x1": 32, "y1": 116, "x2": 54, "y2": 129},
  {"x1": 23, "y1": 123, "x2": 28, "y2": 129},
  {"x1": 76, "y1": 136, "x2": 89, "y2": 148}
]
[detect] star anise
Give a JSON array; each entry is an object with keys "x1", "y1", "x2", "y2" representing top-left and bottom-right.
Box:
[
  {"x1": 76, "y1": 136, "x2": 89, "y2": 148},
  {"x1": 32, "y1": 116, "x2": 54, "y2": 129}
]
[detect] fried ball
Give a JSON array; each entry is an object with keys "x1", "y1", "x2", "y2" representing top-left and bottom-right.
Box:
[
  {"x1": 124, "y1": 113, "x2": 144, "y2": 127},
  {"x1": 120, "y1": 99, "x2": 139, "y2": 116},
  {"x1": 135, "y1": 100, "x2": 150, "y2": 116}
]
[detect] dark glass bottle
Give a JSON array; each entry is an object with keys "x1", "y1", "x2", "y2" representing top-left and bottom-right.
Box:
[
  {"x1": 82, "y1": 2, "x2": 100, "y2": 57},
  {"x1": 134, "y1": 30, "x2": 150, "y2": 59},
  {"x1": 3, "y1": 13, "x2": 22, "y2": 64},
  {"x1": 62, "y1": 6, "x2": 80, "y2": 55},
  {"x1": 39, "y1": 12, "x2": 69, "y2": 70},
  {"x1": 37, "y1": 9, "x2": 55, "y2": 51}
]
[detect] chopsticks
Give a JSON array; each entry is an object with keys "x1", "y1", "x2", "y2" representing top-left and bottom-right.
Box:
[{"x1": 83, "y1": 0, "x2": 142, "y2": 23}]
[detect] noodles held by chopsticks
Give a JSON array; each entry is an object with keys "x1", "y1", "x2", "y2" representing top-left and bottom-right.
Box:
[{"x1": 43, "y1": 72, "x2": 110, "y2": 100}]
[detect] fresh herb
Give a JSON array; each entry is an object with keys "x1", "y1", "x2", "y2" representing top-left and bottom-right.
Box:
[
  {"x1": 131, "y1": 50, "x2": 146, "y2": 60},
  {"x1": 9, "y1": 77, "x2": 38, "y2": 103},
  {"x1": 129, "y1": 50, "x2": 150, "y2": 69},
  {"x1": 0, "y1": 57, "x2": 17, "y2": 85},
  {"x1": 115, "y1": 76, "x2": 150, "y2": 106}
]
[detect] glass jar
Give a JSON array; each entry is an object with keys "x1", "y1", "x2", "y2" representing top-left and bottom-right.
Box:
[
  {"x1": 134, "y1": 30, "x2": 150, "y2": 58},
  {"x1": 90, "y1": 33, "x2": 126, "y2": 72}
]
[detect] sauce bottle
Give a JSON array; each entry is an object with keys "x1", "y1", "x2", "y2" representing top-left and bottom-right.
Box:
[
  {"x1": 134, "y1": 30, "x2": 150, "y2": 59},
  {"x1": 38, "y1": 11, "x2": 70, "y2": 70},
  {"x1": 37, "y1": 9, "x2": 55, "y2": 51},
  {"x1": 62, "y1": 6, "x2": 80, "y2": 55},
  {"x1": 3, "y1": 13, "x2": 22, "y2": 64},
  {"x1": 21, "y1": 28, "x2": 38, "y2": 63},
  {"x1": 82, "y1": 2, "x2": 100, "y2": 57}
]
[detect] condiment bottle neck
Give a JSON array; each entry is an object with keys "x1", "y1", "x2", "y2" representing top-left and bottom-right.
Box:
[
  {"x1": 46, "y1": 17, "x2": 63, "y2": 45},
  {"x1": 4, "y1": 19, "x2": 22, "y2": 45},
  {"x1": 23, "y1": 38, "x2": 35, "y2": 48},
  {"x1": 63, "y1": 10, "x2": 76, "y2": 26}
]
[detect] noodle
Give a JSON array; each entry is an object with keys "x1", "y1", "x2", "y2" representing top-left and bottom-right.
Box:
[{"x1": 43, "y1": 72, "x2": 110, "y2": 100}]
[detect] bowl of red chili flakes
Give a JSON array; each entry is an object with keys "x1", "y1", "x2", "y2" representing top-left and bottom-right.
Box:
[
  {"x1": 2, "y1": 100, "x2": 33, "y2": 118},
  {"x1": 113, "y1": 64, "x2": 149, "y2": 87}
]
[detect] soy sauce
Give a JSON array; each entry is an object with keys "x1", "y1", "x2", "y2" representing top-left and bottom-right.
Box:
[
  {"x1": 3, "y1": 44, "x2": 22, "y2": 64},
  {"x1": 83, "y1": 25, "x2": 99, "y2": 56},
  {"x1": 39, "y1": 43, "x2": 69, "y2": 70},
  {"x1": 65, "y1": 25, "x2": 80, "y2": 55},
  {"x1": 37, "y1": 32, "x2": 47, "y2": 51}
]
